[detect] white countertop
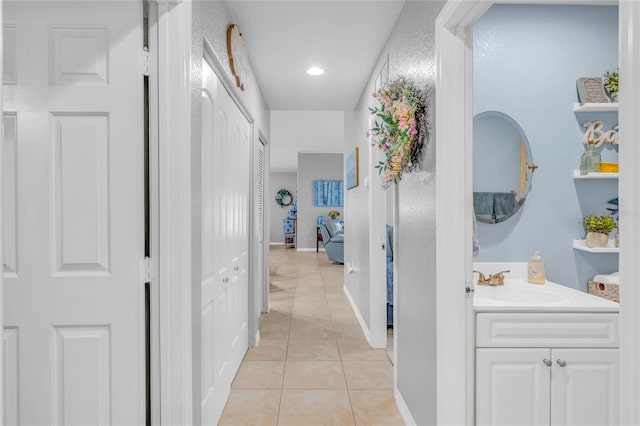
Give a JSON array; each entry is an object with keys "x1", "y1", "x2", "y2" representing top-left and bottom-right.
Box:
[{"x1": 472, "y1": 263, "x2": 619, "y2": 313}]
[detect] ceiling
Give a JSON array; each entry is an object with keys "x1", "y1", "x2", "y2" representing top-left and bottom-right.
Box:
[{"x1": 227, "y1": 1, "x2": 406, "y2": 111}]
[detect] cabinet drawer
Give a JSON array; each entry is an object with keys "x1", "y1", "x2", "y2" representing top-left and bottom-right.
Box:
[{"x1": 476, "y1": 313, "x2": 618, "y2": 348}]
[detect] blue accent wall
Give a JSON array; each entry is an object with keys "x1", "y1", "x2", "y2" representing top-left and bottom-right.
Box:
[{"x1": 473, "y1": 4, "x2": 619, "y2": 291}]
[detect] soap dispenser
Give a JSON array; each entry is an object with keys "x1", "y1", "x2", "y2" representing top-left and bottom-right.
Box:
[{"x1": 528, "y1": 250, "x2": 546, "y2": 285}]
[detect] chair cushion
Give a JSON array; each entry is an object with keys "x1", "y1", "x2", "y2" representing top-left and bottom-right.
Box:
[
  {"x1": 325, "y1": 221, "x2": 337, "y2": 237},
  {"x1": 331, "y1": 234, "x2": 344, "y2": 244}
]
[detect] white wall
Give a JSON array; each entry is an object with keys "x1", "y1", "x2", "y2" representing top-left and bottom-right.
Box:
[
  {"x1": 345, "y1": 2, "x2": 445, "y2": 424},
  {"x1": 190, "y1": 2, "x2": 271, "y2": 423},
  {"x1": 268, "y1": 171, "x2": 297, "y2": 244},
  {"x1": 297, "y1": 153, "x2": 344, "y2": 250},
  {"x1": 270, "y1": 111, "x2": 344, "y2": 172}
]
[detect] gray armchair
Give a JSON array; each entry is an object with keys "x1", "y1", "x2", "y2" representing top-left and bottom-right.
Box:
[{"x1": 318, "y1": 222, "x2": 344, "y2": 264}]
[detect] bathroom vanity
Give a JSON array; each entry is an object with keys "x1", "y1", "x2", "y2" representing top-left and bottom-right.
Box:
[{"x1": 473, "y1": 263, "x2": 619, "y2": 426}]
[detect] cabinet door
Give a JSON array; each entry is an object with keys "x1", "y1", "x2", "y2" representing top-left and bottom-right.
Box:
[
  {"x1": 551, "y1": 349, "x2": 619, "y2": 426},
  {"x1": 476, "y1": 348, "x2": 551, "y2": 426}
]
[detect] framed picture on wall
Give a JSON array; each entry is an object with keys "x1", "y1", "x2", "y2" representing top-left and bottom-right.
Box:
[
  {"x1": 346, "y1": 147, "x2": 359, "y2": 189},
  {"x1": 313, "y1": 180, "x2": 343, "y2": 207}
]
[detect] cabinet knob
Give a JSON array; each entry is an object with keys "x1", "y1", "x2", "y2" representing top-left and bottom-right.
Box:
[
  {"x1": 556, "y1": 359, "x2": 567, "y2": 367},
  {"x1": 543, "y1": 359, "x2": 552, "y2": 367}
]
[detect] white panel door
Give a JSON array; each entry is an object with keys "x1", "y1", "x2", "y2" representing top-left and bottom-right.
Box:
[
  {"x1": 476, "y1": 348, "x2": 551, "y2": 426},
  {"x1": 551, "y1": 349, "x2": 619, "y2": 426},
  {"x1": 200, "y1": 58, "x2": 250, "y2": 426},
  {"x1": 3, "y1": 2, "x2": 144, "y2": 425}
]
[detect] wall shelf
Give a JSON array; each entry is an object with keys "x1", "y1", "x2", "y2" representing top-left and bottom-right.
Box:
[
  {"x1": 573, "y1": 239, "x2": 619, "y2": 253},
  {"x1": 573, "y1": 103, "x2": 619, "y2": 113},
  {"x1": 573, "y1": 170, "x2": 619, "y2": 179}
]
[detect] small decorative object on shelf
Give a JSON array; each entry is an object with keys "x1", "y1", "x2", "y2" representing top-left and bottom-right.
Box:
[
  {"x1": 576, "y1": 77, "x2": 608, "y2": 104},
  {"x1": 328, "y1": 210, "x2": 340, "y2": 220},
  {"x1": 367, "y1": 77, "x2": 428, "y2": 187},
  {"x1": 582, "y1": 121, "x2": 618, "y2": 147},
  {"x1": 603, "y1": 69, "x2": 619, "y2": 103},
  {"x1": 607, "y1": 198, "x2": 619, "y2": 247},
  {"x1": 275, "y1": 188, "x2": 293, "y2": 207},
  {"x1": 583, "y1": 213, "x2": 617, "y2": 248},
  {"x1": 580, "y1": 139, "x2": 601, "y2": 175}
]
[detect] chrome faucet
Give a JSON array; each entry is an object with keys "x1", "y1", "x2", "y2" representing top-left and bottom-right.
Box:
[{"x1": 473, "y1": 270, "x2": 510, "y2": 286}]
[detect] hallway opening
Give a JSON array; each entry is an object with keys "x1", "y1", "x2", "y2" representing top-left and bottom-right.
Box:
[{"x1": 219, "y1": 246, "x2": 400, "y2": 425}]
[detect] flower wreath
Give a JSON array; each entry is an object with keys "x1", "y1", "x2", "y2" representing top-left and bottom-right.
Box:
[
  {"x1": 367, "y1": 77, "x2": 427, "y2": 187},
  {"x1": 275, "y1": 188, "x2": 293, "y2": 207}
]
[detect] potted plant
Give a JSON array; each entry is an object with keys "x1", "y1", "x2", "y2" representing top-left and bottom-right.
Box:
[
  {"x1": 583, "y1": 213, "x2": 617, "y2": 248},
  {"x1": 603, "y1": 70, "x2": 619, "y2": 102}
]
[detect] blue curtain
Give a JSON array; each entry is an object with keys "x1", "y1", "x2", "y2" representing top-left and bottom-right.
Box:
[{"x1": 313, "y1": 180, "x2": 344, "y2": 207}]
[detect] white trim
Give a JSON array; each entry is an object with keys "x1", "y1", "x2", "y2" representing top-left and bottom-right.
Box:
[
  {"x1": 269, "y1": 242, "x2": 285, "y2": 246},
  {"x1": 0, "y1": 2, "x2": 5, "y2": 423},
  {"x1": 155, "y1": 1, "x2": 192, "y2": 424},
  {"x1": 343, "y1": 284, "x2": 372, "y2": 344},
  {"x1": 296, "y1": 247, "x2": 326, "y2": 252},
  {"x1": 394, "y1": 388, "x2": 417, "y2": 426},
  {"x1": 368, "y1": 118, "x2": 388, "y2": 349},
  {"x1": 436, "y1": 2, "x2": 638, "y2": 426},
  {"x1": 619, "y1": 2, "x2": 640, "y2": 424}
]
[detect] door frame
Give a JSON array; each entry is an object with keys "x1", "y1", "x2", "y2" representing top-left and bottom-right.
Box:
[
  {"x1": 153, "y1": 1, "x2": 193, "y2": 424},
  {"x1": 435, "y1": 1, "x2": 639, "y2": 425}
]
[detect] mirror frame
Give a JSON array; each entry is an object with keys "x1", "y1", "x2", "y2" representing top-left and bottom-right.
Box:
[{"x1": 473, "y1": 110, "x2": 534, "y2": 224}]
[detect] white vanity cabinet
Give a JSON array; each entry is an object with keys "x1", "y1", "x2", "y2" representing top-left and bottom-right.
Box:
[{"x1": 475, "y1": 313, "x2": 619, "y2": 426}]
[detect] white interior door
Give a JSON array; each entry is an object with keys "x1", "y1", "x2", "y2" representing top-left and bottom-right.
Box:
[
  {"x1": 255, "y1": 139, "x2": 266, "y2": 319},
  {"x1": 200, "y1": 57, "x2": 250, "y2": 425},
  {"x1": 3, "y1": 1, "x2": 145, "y2": 425}
]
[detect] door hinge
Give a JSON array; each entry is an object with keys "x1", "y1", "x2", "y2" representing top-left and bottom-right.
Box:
[
  {"x1": 142, "y1": 257, "x2": 158, "y2": 283},
  {"x1": 465, "y1": 284, "x2": 474, "y2": 298},
  {"x1": 143, "y1": 47, "x2": 150, "y2": 77}
]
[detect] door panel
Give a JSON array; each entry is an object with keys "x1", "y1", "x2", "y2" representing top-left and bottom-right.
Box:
[
  {"x1": 200, "y1": 58, "x2": 250, "y2": 425},
  {"x1": 476, "y1": 348, "x2": 551, "y2": 426},
  {"x1": 551, "y1": 348, "x2": 619, "y2": 426},
  {"x1": 3, "y1": 2, "x2": 144, "y2": 424}
]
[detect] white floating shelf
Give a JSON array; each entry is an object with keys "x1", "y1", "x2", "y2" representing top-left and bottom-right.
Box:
[
  {"x1": 573, "y1": 239, "x2": 619, "y2": 253},
  {"x1": 573, "y1": 170, "x2": 619, "y2": 179},
  {"x1": 573, "y1": 103, "x2": 619, "y2": 112}
]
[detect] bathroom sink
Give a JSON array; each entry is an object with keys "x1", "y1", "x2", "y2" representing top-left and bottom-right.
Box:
[
  {"x1": 477, "y1": 284, "x2": 563, "y2": 305},
  {"x1": 472, "y1": 263, "x2": 619, "y2": 312}
]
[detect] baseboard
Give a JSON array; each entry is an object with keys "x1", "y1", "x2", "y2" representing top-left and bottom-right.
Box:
[
  {"x1": 343, "y1": 284, "x2": 371, "y2": 343},
  {"x1": 296, "y1": 247, "x2": 325, "y2": 252},
  {"x1": 269, "y1": 242, "x2": 284, "y2": 246},
  {"x1": 254, "y1": 329, "x2": 260, "y2": 347},
  {"x1": 395, "y1": 388, "x2": 417, "y2": 426}
]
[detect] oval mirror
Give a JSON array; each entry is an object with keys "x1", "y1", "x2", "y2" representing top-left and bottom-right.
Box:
[{"x1": 473, "y1": 111, "x2": 535, "y2": 224}]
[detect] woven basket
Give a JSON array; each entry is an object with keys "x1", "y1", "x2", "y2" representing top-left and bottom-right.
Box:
[{"x1": 588, "y1": 280, "x2": 619, "y2": 303}]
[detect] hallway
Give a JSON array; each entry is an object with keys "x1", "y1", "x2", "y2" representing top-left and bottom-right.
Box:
[{"x1": 219, "y1": 246, "x2": 401, "y2": 425}]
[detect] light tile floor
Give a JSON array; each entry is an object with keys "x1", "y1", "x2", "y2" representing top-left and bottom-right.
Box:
[{"x1": 219, "y1": 246, "x2": 403, "y2": 426}]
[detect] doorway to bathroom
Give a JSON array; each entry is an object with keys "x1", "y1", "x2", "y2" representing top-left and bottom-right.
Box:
[{"x1": 435, "y1": 1, "x2": 640, "y2": 424}]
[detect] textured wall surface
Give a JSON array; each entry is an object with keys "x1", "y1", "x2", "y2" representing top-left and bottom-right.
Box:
[
  {"x1": 346, "y1": 1, "x2": 445, "y2": 424},
  {"x1": 190, "y1": 2, "x2": 271, "y2": 422},
  {"x1": 268, "y1": 172, "x2": 297, "y2": 244},
  {"x1": 297, "y1": 153, "x2": 344, "y2": 250},
  {"x1": 473, "y1": 5, "x2": 619, "y2": 290}
]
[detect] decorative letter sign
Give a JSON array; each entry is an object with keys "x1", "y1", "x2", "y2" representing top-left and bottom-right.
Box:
[{"x1": 583, "y1": 121, "x2": 619, "y2": 147}]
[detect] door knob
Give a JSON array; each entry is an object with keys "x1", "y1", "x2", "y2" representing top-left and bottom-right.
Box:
[
  {"x1": 556, "y1": 359, "x2": 566, "y2": 367},
  {"x1": 543, "y1": 359, "x2": 552, "y2": 367}
]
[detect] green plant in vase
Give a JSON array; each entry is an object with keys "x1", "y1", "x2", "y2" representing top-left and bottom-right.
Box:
[
  {"x1": 583, "y1": 213, "x2": 617, "y2": 248},
  {"x1": 603, "y1": 70, "x2": 619, "y2": 102}
]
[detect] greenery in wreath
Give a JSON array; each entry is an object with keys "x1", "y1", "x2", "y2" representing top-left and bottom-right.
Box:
[
  {"x1": 275, "y1": 188, "x2": 292, "y2": 207},
  {"x1": 367, "y1": 77, "x2": 427, "y2": 187}
]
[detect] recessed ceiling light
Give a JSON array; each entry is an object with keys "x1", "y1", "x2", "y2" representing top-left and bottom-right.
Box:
[{"x1": 307, "y1": 67, "x2": 325, "y2": 76}]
